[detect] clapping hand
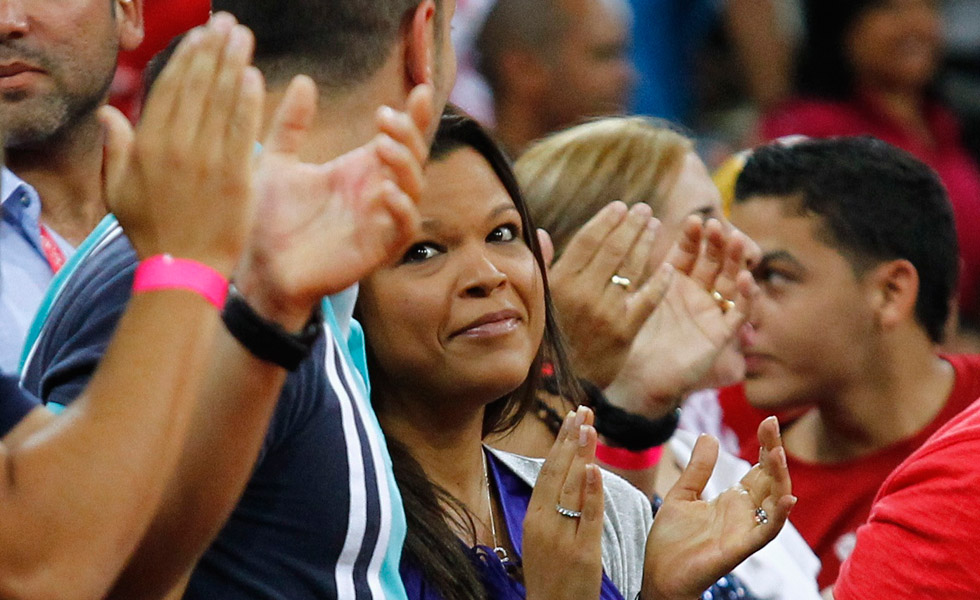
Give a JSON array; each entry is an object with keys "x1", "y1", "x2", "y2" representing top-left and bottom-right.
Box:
[
  {"x1": 640, "y1": 417, "x2": 796, "y2": 600},
  {"x1": 546, "y1": 202, "x2": 671, "y2": 388},
  {"x1": 524, "y1": 407, "x2": 605, "y2": 600},
  {"x1": 602, "y1": 217, "x2": 758, "y2": 417},
  {"x1": 235, "y1": 78, "x2": 434, "y2": 327},
  {"x1": 100, "y1": 13, "x2": 264, "y2": 276}
]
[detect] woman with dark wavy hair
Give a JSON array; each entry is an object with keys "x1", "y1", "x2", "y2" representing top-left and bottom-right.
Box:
[{"x1": 355, "y1": 112, "x2": 796, "y2": 600}]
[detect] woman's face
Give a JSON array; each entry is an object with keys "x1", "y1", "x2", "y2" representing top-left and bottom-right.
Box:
[
  {"x1": 358, "y1": 147, "x2": 546, "y2": 405},
  {"x1": 648, "y1": 151, "x2": 726, "y2": 268},
  {"x1": 846, "y1": 0, "x2": 942, "y2": 92}
]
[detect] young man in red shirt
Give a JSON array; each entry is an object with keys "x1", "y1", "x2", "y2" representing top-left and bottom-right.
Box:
[
  {"x1": 834, "y1": 384, "x2": 980, "y2": 599},
  {"x1": 729, "y1": 136, "x2": 980, "y2": 593}
]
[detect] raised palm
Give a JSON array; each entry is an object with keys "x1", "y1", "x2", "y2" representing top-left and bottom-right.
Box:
[
  {"x1": 240, "y1": 77, "x2": 434, "y2": 315},
  {"x1": 641, "y1": 418, "x2": 796, "y2": 600}
]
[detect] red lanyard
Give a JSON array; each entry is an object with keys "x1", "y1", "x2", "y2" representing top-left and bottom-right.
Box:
[{"x1": 39, "y1": 225, "x2": 66, "y2": 273}]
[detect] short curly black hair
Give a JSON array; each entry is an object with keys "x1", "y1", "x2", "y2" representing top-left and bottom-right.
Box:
[{"x1": 735, "y1": 136, "x2": 958, "y2": 343}]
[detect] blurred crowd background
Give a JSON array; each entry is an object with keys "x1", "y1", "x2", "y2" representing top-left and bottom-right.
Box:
[
  {"x1": 116, "y1": 0, "x2": 980, "y2": 165},
  {"x1": 115, "y1": 0, "x2": 980, "y2": 325}
]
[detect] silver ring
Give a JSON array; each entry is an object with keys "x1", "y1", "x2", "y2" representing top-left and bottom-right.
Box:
[
  {"x1": 754, "y1": 507, "x2": 769, "y2": 525},
  {"x1": 556, "y1": 504, "x2": 583, "y2": 519},
  {"x1": 610, "y1": 274, "x2": 631, "y2": 289}
]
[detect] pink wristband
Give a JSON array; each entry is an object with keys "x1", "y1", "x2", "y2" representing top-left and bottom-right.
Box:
[
  {"x1": 596, "y1": 441, "x2": 664, "y2": 470},
  {"x1": 132, "y1": 254, "x2": 228, "y2": 309}
]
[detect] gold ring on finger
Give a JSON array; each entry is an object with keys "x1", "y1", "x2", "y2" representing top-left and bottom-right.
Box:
[{"x1": 711, "y1": 290, "x2": 735, "y2": 313}]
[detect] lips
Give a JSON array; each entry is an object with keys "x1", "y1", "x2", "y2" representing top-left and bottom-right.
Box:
[
  {"x1": 450, "y1": 309, "x2": 522, "y2": 338},
  {"x1": 742, "y1": 352, "x2": 773, "y2": 375},
  {"x1": 0, "y1": 62, "x2": 44, "y2": 78}
]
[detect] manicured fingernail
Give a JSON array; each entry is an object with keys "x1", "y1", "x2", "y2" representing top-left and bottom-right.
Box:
[
  {"x1": 559, "y1": 411, "x2": 574, "y2": 438},
  {"x1": 629, "y1": 203, "x2": 651, "y2": 219},
  {"x1": 185, "y1": 28, "x2": 204, "y2": 46},
  {"x1": 574, "y1": 406, "x2": 587, "y2": 428},
  {"x1": 210, "y1": 11, "x2": 237, "y2": 31},
  {"x1": 228, "y1": 25, "x2": 249, "y2": 52},
  {"x1": 378, "y1": 105, "x2": 395, "y2": 121},
  {"x1": 586, "y1": 463, "x2": 599, "y2": 485},
  {"x1": 606, "y1": 201, "x2": 627, "y2": 216},
  {"x1": 579, "y1": 425, "x2": 589, "y2": 447}
]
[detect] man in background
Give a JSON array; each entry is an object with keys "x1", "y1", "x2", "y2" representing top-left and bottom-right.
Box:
[
  {"x1": 730, "y1": 136, "x2": 980, "y2": 592},
  {"x1": 475, "y1": 0, "x2": 635, "y2": 154}
]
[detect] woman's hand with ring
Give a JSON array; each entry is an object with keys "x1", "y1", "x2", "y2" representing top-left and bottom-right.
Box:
[{"x1": 524, "y1": 407, "x2": 606, "y2": 600}]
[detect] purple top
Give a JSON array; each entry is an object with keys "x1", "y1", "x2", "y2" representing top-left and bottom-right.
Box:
[{"x1": 400, "y1": 450, "x2": 626, "y2": 600}]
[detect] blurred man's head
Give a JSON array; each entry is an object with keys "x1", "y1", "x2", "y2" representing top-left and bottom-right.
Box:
[
  {"x1": 476, "y1": 0, "x2": 634, "y2": 152},
  {"x1": 212, "y1": 0, "x2": 457, "y2": 127},
  {"x1": 731, "y1": 137, "x2": 958, "y2": 410},
  {"x1": 0, "y1": 0, "x2": 144, "y2": 149}
]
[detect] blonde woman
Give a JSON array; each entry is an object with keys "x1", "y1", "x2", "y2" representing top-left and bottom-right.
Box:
[{"x1": 495, "y1": 117, "x2": 822, "y2": 600}]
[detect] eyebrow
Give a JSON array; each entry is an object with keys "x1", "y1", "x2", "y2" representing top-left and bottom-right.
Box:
[
  {"x1": 758, "y1": 250, "x2": 804, "y2": 270},
  {"x1": 488, "y1": 202, "x2": 519, "y2": 220},
  {"x1": 420, "y1": 202, "x2": 519, "y2": 232}
]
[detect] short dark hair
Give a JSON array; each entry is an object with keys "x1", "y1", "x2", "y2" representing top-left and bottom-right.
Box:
[
  {"x1": 475, "y1": 0, "x2": 568, "y2": 95},
  {"x1": 211, "y1": 0, "x2": 439, "y2": 88},
  {"x1": 735, "y1": 136, "x2": 959, "y2": 343}
]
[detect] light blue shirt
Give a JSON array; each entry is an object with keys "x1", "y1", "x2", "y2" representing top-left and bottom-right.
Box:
[{"x1": 0, "y1": 168, "x2": 73, "y2": 372}]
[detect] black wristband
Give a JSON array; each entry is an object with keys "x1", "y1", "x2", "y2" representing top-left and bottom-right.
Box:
[
  {"x1": 541, "y1": 376, "x2": 680, "y2": 451},
  {"x1": 221, "y1": 284, "x2": 323, "y2": 371}
]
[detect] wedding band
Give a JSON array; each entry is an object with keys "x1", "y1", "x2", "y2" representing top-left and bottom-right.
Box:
[
  {"x1": 556, "y1": 504, "x2": 583, "y2": 519},
  {"x1": 610, "y1": 274, "x2": 631, "y2": 289},
  {"x1": 754, "y1": 507, "x2": 769, "y2": 525},
  {"x1": 711, "y1": 290, "x2": 735, "y2": 313}
]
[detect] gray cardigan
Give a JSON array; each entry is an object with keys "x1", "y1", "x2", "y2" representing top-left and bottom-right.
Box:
[{"x1": 491, "y1": 448, "x2": 653, "y2": 599}]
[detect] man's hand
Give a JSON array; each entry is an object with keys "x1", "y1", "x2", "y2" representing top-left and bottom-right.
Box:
[
  {"x1": 235, "y1": 79, "x2": 434, "y2": 329},
  {"x1": 100, "y1": 14, "x2": 264, "y2": 276}
]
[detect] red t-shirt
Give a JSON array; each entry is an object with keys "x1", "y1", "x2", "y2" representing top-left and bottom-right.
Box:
[
  {"x1": 835, "y1": 393, "x2": 980, "y2": 599},
  {"x1": 760, "y1": 96, "x2": 980, "y2": 321},
  {"x1": 727, "y1": 355, "x2": 980, "y2": 589}
]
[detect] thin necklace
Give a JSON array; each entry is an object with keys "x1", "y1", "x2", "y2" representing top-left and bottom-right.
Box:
[{"x1": 482, "y1": 451, "x2": 510, "y2": 563}]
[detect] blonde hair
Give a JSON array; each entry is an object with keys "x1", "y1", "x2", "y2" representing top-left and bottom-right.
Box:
[{"x1": 515, "y1": 116, "x2": 693, "y2": 255}]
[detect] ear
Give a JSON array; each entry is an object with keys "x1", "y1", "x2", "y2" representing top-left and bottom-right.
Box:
[
  {"x1": 868, "y1": 259, "x2": 919, "y2": 331},
  {"x1": 405, "y1": 0, "x2": 438, "y2": 87},
  {"x1": 536, "y1": 228, "x2": 555, "y2": 268},
  {"x1": 115, "y1": 0, "x2": 145, "y2": 52}
]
